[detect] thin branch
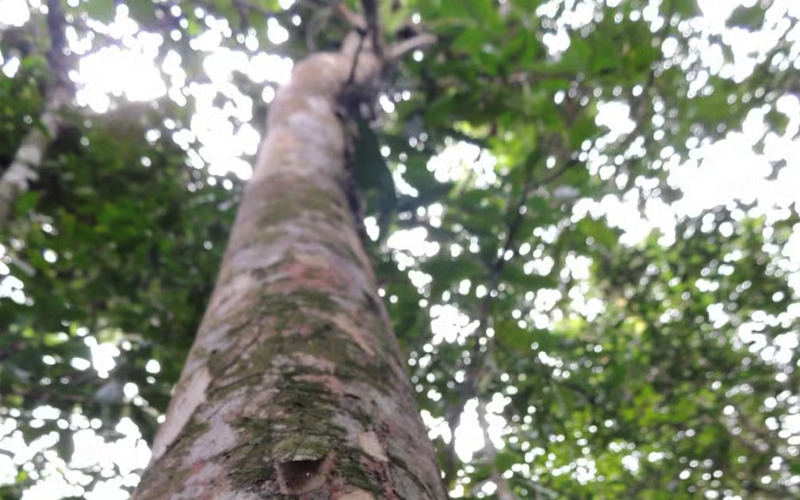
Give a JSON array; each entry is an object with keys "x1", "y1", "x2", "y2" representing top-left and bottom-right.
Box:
[
  {"x1": 386, "y1": 33, "x2": 437, "y2": 60},
  {"x1": 439, "y1": 139, "x2": 579, "y2": 486},
  {"x1": 337, "y1": 2, "x2": 364, "y2": 28},
  {"x1": 359, "y1": 0, "x2": 382, "y2": 57},
  {"x1": 346, "y1": 29, "x2": 367, "y2": 85},
  {"x1": 479, "y1": 402, "x2": 515, "y2": 500},
  {"x1": 440, "y1": 155, "x2": 538, "y2": 486}
]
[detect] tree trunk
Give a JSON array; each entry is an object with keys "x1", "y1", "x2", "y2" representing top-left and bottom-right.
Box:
[
  {"x1": 133, "y1": 31, "x2": 446, "y2": 500},
  {"x1": 0, "y1": 0, "x2": 70, "y2": 225}
]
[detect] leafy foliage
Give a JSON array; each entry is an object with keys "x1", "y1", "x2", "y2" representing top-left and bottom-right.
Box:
[{"x1": 1, "y1": 0, "x2": 799, "y2": 499}]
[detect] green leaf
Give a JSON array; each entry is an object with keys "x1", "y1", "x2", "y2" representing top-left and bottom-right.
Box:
[
  {"x1": 84, "y1": 0, "x2": 116, "y2": 22},
  {"x1": 726, "y1": 5, "x2": 765, "y2": 30},
  {"x1": 495, "y1": 320, "x2": 531, "y2": 353},
  {"x1": 12, "y1": 191, "x2": 41, "y2": 216},
  {"x1": 127, "y1": 0, "x2": 159, "y2": 25}
]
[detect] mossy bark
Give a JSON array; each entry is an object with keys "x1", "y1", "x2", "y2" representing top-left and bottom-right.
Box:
[{"x1": 133, "y1": 32, "x2": 445, "y2": 500}]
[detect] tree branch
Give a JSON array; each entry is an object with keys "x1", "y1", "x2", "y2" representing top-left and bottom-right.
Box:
[
  {"x1": 360, "y1": 0, "x2": 382, "y2": 57},
  {"x1": 386, "y1": 33, "x2": 437, "y2": 60}
]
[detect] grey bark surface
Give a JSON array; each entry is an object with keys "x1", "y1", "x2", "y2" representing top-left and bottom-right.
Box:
[{"x1": 133, "y1": 31, "x2": 446, "y2": 500}]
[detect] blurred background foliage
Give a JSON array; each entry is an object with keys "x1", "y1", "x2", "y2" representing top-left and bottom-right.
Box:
[{"x1": 0, "y1": 0, "x2": 798, "y2": 498}]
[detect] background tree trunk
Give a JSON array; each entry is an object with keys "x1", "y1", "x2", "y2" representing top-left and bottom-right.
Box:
[
  {"x1": 0, "y1": 0, "x2": 70, "y2": 224},
  {"x1": 132, "y1": 31, "x2": 446, "y2": 500}
]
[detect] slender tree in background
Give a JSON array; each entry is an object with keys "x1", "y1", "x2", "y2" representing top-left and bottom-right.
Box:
[
  {"x1": 0, "y1": 0, "x2": 70, "y2": 223},
  {"x1": 133, "y1": 7, "x2": 447, "y2": 499},
  {"x1": 1, "y1": 0, "x2": 799, "y2": 499}
]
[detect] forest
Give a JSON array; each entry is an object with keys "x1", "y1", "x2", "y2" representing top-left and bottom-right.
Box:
[{"x1": 0, "y1": 0, "x2": 798, "y2": 498}]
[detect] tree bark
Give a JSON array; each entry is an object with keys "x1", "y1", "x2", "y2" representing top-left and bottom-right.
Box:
[{"x1": 133, "y1": 31, "x2": 446, "y2": 500}]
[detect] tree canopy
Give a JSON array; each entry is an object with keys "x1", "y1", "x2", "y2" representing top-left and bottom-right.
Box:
[{"x1": 1, "y1": 0, "x2": 799, "y2": 499}]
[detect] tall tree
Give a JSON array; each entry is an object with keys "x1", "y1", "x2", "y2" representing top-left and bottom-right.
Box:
[
  {"x1": 0, "y1": 0, "x2": 70, "y2": 223},
  {"x1": 1, "y1": 1, "x2": 798, "y2": 499},
  {"x1": 132, "y1": 8, "x2": 446, "y2": 499}
]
